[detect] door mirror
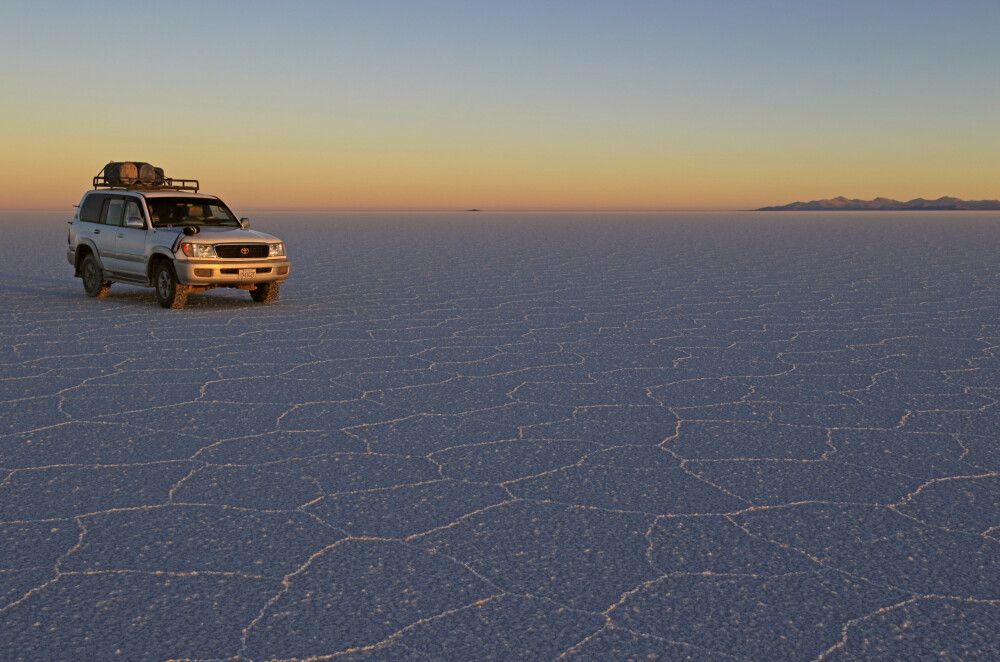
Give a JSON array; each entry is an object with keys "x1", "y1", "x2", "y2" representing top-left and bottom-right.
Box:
[
  {"x1": 240, "y1": 217, "x2": 250, "y2": 229},
  {"x1": 126, "y1": 216, "x2": 145, "y2": 229}
]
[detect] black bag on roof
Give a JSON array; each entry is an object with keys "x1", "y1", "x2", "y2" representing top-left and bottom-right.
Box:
[{"x1": 102, "y1": 161, "x2": 137, "y2": 186}]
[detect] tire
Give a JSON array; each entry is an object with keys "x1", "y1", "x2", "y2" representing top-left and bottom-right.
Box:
[
  {"x1": 81, "y1": 254, "x2": 111, "y2": 299},
  {"x1": 250, "y1": 281, "x2": 280, "y2": 304},
  {"x1": 154, "y1": 261, "x2": 188, "y2": 309}
]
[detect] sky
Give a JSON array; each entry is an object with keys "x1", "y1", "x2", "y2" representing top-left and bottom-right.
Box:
[{"x1": 1, "y1": 0, "x2": 999, "y2": 211}]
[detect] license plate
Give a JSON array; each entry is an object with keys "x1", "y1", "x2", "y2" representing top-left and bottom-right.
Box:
[{"x1": 238, "y1": 268, "x2": 256, "y2": 280}]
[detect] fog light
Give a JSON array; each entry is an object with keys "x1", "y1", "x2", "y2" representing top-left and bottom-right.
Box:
[
  {"x1": 277, "y1": 266, "x2": 289, "y2": 275},
  {"x1": 194, "y1": 268, "x2": 212, "y2": 277}
]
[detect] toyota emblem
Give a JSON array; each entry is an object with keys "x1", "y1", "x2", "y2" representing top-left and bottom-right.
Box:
[{"x1": 240, "y1": 247, "x2": 250, "y2": 256}]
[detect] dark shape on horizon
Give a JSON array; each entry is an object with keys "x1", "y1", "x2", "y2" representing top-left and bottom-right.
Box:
[
  {"x1": 466, "y1": 209, "x2": 481, "y2": 212},
  {"x1": 758, "y1": 196, "x2": 1000, "y2": 211}
]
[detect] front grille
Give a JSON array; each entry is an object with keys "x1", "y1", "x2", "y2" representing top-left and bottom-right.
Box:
[{"x1": 216, "y1": 244, "x2": 268, "y2": 258}]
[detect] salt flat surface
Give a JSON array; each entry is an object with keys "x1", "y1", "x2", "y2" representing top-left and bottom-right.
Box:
[{"x1": 1, "y1": 211, "x2": 999, "y2": 660}]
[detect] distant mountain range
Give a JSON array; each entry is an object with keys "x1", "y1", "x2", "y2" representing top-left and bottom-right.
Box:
[{"x1": 758, "y1": 196, "x2": 1000, "y2": 211}]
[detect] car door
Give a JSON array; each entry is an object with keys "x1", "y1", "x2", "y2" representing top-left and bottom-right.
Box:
[
  {"x1": 113, "y1": 198, "x2": 150, "y2": 276},
  {"x1": 77, "y1": 193, "x2": 107, "y2": 259},
  {"x1": 94, "y1": 195, "x2": 125, "y2": 270}
]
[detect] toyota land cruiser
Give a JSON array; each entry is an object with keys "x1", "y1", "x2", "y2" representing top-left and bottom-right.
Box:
[{"x1": 67, "y1": 162, "x2": 290, "y2": 308}]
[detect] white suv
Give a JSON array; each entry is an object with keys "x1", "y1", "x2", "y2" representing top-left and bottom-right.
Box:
[{"x1": 67, "y1": 163, "x2": 290, "y2": 308}]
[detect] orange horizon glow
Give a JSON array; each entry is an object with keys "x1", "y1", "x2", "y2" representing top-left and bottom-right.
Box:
[
  {"x1": 3, "y1": 142, "x2": 998, "y2": 213},
  {"x1": 2, "y1": 109, "x2": 997, "y2": 212}
]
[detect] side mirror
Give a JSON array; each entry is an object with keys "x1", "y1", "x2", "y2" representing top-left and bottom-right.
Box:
[
  {"x1": 126, "y1": 216, "x2": 145, "y2": 229},
  {"x1": 240, "y1": 217, "x2": 250, "y2": 229}
]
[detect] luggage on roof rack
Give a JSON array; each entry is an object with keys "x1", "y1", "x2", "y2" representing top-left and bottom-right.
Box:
[
  {"x1": 93, "y1": 161, "x2": 198, "y2": 192},
  {"x1": 103, "y1": 161, "x2": 137, "y2": 185}
]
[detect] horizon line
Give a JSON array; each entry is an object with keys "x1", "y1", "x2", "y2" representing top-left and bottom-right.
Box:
[
  {"x1": 6, "y1": 205, "x2": 1000, "y2": 214},
  {"x1": 0, "y1": 207, "x2": 752, "y2": 213}
]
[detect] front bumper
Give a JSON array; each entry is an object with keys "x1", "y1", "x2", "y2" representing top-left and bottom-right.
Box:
[{"x1": 174, "y1": 258, "x2": 291, "y2": 286}]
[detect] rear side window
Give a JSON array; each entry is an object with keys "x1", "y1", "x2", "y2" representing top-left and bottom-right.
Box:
[
  {"x1": 79, "y1": 194, "x2": 104, "y2": 223},
  {"x1": 101, "y1": 198, "x2": 125, "y2": 227},
  {"x1": 124, "y1": 200, "x2": 145, "y2": 224}
]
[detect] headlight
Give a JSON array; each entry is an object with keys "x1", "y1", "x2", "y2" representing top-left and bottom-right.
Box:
[
  {"x1": 179, "y1": 242, "x2": 217, "y2": 258},
  {"x1": 268, "y1": 242, "x2": 285, "y2": 257}
]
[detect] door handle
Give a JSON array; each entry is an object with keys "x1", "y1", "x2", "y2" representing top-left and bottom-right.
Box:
[{"x1": 93, "y1": 229, "x2": 100, "y2": 234}]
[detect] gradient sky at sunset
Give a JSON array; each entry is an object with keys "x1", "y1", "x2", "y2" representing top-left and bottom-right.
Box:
[{"x1": 2, "y1": 0, "x2": 999, "y2": 211}]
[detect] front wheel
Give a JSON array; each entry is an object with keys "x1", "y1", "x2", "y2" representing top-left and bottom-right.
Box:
[
  {"x1": 81, "y1": 254, "x2": 111, "y2": 299},
  {"x1": 154, "y1": 261, "x2": 188, "y2": 309},
  {"x1": 250, "y1": 281, "x2": 280, "y2": 304}
]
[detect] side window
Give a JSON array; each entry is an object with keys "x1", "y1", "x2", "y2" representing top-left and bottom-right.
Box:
[
  {"x1": 124, "y1": 200, "x2": 144, "y2": 226},
  {"x1": 101, "y1": 197, "x2": 125, "y2": 227},
  {"x1": 80, "y1": 195, "x2": 104, "y2": 223}
]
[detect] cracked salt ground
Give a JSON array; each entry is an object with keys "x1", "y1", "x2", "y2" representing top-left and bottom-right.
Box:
[{"x1": 2, "y1": 211, "x2": 1000, "y2": 660}]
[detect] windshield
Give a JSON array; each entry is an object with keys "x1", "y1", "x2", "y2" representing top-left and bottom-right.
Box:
[{"x1": 146, "y1": 197, "x2": 239, "y2": 228}]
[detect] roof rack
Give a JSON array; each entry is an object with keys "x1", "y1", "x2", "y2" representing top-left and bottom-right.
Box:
[{"x1": 92, "y1": 174, "x2": 200, "y2": 193}]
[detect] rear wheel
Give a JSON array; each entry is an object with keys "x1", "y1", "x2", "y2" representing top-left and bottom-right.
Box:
[
  {"x1": 154, "y1": 261, "x2": 188, "y2": 309},
  {"x1": 81, "y1": 254, "x2": 111, "y2": 299},
  {"x1": 250, "y1": 281, "x2": 280, "y2": 304}
]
